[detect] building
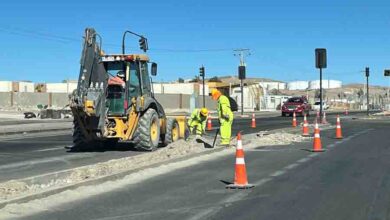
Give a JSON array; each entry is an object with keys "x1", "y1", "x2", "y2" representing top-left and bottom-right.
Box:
[
  {"x1": 0, "y1": 81, "x2": 12, "y2": 92},
  {"x1": 231, "y1": 84, "x2": 263, "y2": 111},
  {"x1": 152, "y1": 82, "x2": 209, "y2": 95},
  {"x1": 45, "y1": 82, "x2": 78, "y2": 93},
  {"x1": 287, "y1": 81, "x2": 309, "y2": 90},
  {"x1": 261, "y1": 95, "x2": 291, "y2": 111},
  {"x1": 308, "y1": 80, "x2": 342, "y2": 90},
  {"x1": 258, "y1": 81, "x2": 286, "y2": 91}
]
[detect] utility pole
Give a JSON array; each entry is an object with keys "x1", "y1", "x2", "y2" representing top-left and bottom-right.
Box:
[
  {"x1": 199, "y1": 66, "x2": 205, "y2": 108},
  {"x1": 365, "y1": 67, "x2": 370, "y2": 116},
  {"x1": 234, "y1": 49, "x2": 250, "y2": 115}
]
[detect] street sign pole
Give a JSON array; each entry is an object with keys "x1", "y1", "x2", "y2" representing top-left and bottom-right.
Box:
[
  {"x1": 315, "y1": 48, "x2": 327, "y2": 122},
  {"x1": 241, "y1": 78, "x2": 244, "y2": 115},
  {"x1": 366, "y1": 67, "x2": 369, "y2": 116},
  {"x1": 320, "y1": 67, "x2": 323, "y2": 118}
]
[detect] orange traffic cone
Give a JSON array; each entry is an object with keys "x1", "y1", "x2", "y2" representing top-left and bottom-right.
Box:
[
  {"x1": 312, "y1": 122, "x2": 325, "y2": 152},
  {"x1": 292, "y1": 112, "x2": 297, "y2": 127},
  {"x1": 207, "y1": 114, "x2": 212, "y2": 131},
  {"x1": 322, "y1": 112, "x2": 328, "y2": 124},
  {"x1": 302, "y1": 114, "x2": 310, "y2": 137},
  {"x1": 226, "y1": 132, "x2": 254, "y2": 189},
  {"x1": 336, "y1": 115, "x2": 343, "y2": 139},
  {"x1": 251, "y1": 113, "x2": 256, "y2": 128}
]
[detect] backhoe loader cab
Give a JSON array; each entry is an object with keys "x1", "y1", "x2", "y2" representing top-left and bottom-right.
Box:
[{"x1": 70, "y1": 28, "x2": 185, "y2": 151}]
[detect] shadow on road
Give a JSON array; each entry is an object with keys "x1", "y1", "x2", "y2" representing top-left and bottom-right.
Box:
[{"x1": 65, "y1": 142, "x2": 137, "y2": 153}]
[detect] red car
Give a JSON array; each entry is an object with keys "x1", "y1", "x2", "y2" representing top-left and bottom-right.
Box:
[{"x1": 281, "y1": 97, "x2": 311, "y2": 116}]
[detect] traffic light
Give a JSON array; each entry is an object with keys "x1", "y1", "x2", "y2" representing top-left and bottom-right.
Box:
[
  {"x1": 139, "y1": 37, "x2": 148, "y2": 52},
  {"x1": 315, "y1": 48, "x2": 327, "y2": 69},
  {"x1": 365, "y1": 67, "x2": 370, "y2": 77},
  {"x1": 199, "y1": 66, "x2": 205, "y2": 77},
  {"x1": 384, "y1": 70, "x2": 390, "y2": 76},
  {"x1": 238, "y1": 65, "x2": 246, "y2": 79}
]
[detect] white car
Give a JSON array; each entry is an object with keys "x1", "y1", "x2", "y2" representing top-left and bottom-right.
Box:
[{"x1": 312, "y1": 101, "x2": 329, "y2": 111}]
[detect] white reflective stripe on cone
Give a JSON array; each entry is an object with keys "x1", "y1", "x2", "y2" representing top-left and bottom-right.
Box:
[
  {"x1": 336, "y1": 125, "x2": 341, "y2": 128},
  {"x1": 236, "y1": 140, "x2": 243, "y2": 149},
  {"x1": 236, "y1": 157, "x2": 245, "y2": 165},
  {"x1": 314, "y1": 133, "x2": 320, "y2": 138}
]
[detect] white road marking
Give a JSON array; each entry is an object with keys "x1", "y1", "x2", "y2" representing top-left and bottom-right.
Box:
[
  {"x1": 297, "y1": 157, "x2": 311, "y2": 163},
  {"x1": 284, "y1": 163, "x2": 299, "y2": 170},
  {"x1": 34, "y1": 146, "x2": 65, "y2": 152},
  {"x1": 269, "y1": 170, "x2": 286, "y2": 177}
]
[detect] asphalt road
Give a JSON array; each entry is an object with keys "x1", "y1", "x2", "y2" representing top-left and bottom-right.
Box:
[
  {"x1": 18, "y1": 114, "x2": 390, "y2": 220},
  {"x1": 0, "y1": 112, "x2": 303, "y2": 182},
  {"x1": 0, "y1": 111, "x2": 362, "y2": 182}
]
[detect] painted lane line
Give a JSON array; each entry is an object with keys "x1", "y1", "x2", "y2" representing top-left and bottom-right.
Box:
[
  {"x1": 297, "y1": 157, "x2": 311, "y2": 163},
  {"x1": 284, "y1": 163, "x2": 299, "y2": 170},
  {"x1": 269, "y1": 170, "x2": 286, "y2": 177},
  {"x1": 34, "y1": 147, "x2": 65, "y2": 152}
]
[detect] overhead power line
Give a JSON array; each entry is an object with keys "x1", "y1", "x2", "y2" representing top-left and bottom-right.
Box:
[{"x1": 0, "y1": 25, "x2": 235, "y2": 53}]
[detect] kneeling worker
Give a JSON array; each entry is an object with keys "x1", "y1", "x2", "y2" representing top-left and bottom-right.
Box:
[
  {"x1": 187, "y1": 108, "x2": 209, "y2": 136},
  {"x1": 211, "y1": 89, "x2": 233, "y2": 147}
]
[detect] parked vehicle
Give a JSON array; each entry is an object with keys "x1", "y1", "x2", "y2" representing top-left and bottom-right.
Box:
[
  {"x1": 312, "y1": 101, "x2": 329, "y2": 111},
  {"x1": 281, "y1": 96, "x2": 311, "y2": 116}
]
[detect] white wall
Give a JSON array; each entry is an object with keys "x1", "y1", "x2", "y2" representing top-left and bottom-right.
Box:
[
  {"x1": 46, "y1": 82, "x2": 77, "y2": 93},
  {"x1": 0, "y1": 81, "x2": 12, "y2": 92},
  {"x1": 18, "y1": 82, "x2": 35, "y2": 92},
  {"x1": 259, "y1": 82, "x2": 286, "y2": 91},
  {"x1": 309, "y1": 80, "x2": 342, "y2": 90},
  {"x1": 287, "y1": 81, "x2": 309, "y2": 90},
  {"x1": 231, "y1": 84, "x2": 262, "y2": 110},
  {"x1": 152, "y1": 83, "x2": 209, "y2": 95}
]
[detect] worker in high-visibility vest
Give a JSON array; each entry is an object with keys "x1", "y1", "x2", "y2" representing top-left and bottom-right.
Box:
[
  {"x1": 211, "y1": 89, "x2": 233, "y2": 146},
  {"x1": 187, "y1": 108, "x2": 209, "y2": 135}
]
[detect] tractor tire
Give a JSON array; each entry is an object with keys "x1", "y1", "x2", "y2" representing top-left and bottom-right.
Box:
[
  {"x1": 164, "y1": 118, "x2": 180, "y2": 145},
  {"x1": 133, "y1": 108, "x2": 160, "y2": 151},
  {"x1": 72, "y1": 119, "x2": 89, "y2": 148}
]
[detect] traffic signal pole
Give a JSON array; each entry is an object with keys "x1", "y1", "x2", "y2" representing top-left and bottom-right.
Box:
[
  {"x1": 319, "y1": 67, "x2": 323, "y2": 119},
  {"x1": 366, "y1": 67, "x2": 370, "y2": 116},
  {"x1": 199, "y1": 66, "x2": 205, "y2": 108}
]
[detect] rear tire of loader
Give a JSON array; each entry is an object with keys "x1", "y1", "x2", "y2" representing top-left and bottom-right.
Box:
[
  {"x1": 72, "y1": 119, "x2": 89, "y2": 148},
  {"x1": 133, "y1": 108, "x2": 160, "y2": 151},
  {"x1": 164, "y1": 118, "x2": 180, "y2": 145}
]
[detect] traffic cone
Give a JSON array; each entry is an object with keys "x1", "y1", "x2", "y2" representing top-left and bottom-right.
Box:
[
  {"x1": 344, "y1": 108, "x2": 349, "y2": 115},
  {"x1": 336, "y1": 115, "x2": 343, "y2": 139},
  {"x1": 311, "y1": 122, "x2": 325, "y2": 152},
  {"x1": 251, "y1": 113, "x2": 256, "y2": 128},
  {"x1": 207, "y1": 114, "x2": 212, "y2": 131},
  {"x1": 292, "y1": 112, "x2": 297, "y2": 127},
  {"x1": 302, "y1": 114, "x2": 310, "y2": 137},
  {"x1": 322, "y1": 112, "x2": 328, "y2": 124},
  {"x1": 226, "y1": 132, "x2": 254, "y2": 189}
]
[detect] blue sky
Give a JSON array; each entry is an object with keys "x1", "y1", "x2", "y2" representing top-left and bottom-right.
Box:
[{"x1": 0, "y1": 0, "x2": 390, "y2": 86}]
